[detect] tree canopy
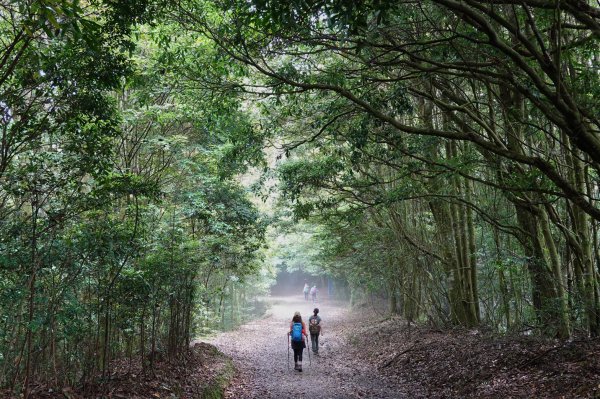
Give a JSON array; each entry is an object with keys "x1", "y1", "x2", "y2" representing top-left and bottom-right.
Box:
[{"x1": 1, "y1": 0, "x2": 599, "y2": 396}]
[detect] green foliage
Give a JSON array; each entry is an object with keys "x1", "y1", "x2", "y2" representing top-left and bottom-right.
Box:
[
  {"x1": 2, "y1": 0, "x2": 599, "y2": 393},
  {"x1": 185, "y1": 0, "x2": 600, "y2": 336},
  {"x1": 0, "y1": 3, "x2": 269, "y2": 393}
]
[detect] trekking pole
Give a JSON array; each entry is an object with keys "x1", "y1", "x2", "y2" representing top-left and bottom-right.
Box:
[
  {"x1": 287, "y1": 333, "x2": 290, "y2": 370},
  {"x1": 307, "y1": 337, "x2": 311, "y2": 366}
]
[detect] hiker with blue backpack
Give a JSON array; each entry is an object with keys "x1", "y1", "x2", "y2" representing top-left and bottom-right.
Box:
[{"x1": 289, "y1": 311, "x2": 308, "y2": 371}]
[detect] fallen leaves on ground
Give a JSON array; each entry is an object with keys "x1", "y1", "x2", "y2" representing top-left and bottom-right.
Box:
[
  {"x1": 15, "y1": 343, "x2": 231, "y2": 399},
  {"x1": 349, "y1": 315, "x2": 600, "y2": 398}
]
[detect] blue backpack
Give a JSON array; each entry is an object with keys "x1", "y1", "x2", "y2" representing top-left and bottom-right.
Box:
[{"x1": 291, "y1": 322, "x2": 303, "y2": 342}]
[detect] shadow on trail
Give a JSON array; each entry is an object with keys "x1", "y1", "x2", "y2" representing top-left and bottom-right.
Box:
[{"x1": 207, "y1": 295, "x2": 413, "y2": 399}]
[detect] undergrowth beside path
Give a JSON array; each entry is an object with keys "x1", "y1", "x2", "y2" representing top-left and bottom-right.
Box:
[
  {"x1": 2, "y1": 343, "x2": 233, "y2": 399},
  {"x1": 350, "y1": 313, "x2": 600, "y2": 398}
]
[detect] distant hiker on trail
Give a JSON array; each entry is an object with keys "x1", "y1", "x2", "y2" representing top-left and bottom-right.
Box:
[
  {"x1": 310, "y1": 285, "x2": 318, "y2": 303},
  {"x1": 289, "y1": 311, "x2": 308, "y2": 372},
  {"x1": 308, "y1": 308, "x2": 322, "y2": 355},
  {"x1": 303, "y1": 282, "x2": 310, "y2": 301}
]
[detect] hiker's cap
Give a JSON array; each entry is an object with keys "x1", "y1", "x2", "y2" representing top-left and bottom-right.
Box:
[{"x1": 294, "y1": 311, "x2": 301, "y2": 317}]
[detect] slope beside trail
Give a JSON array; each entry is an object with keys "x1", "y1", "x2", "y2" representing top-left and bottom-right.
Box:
[{"x1": 207, "y1": 296, "x2": 419, "y2": 399}]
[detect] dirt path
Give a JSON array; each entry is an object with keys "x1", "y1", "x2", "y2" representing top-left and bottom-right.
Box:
[{"x1": 207, "y1": 296, "x2": 414, "y2": 399}]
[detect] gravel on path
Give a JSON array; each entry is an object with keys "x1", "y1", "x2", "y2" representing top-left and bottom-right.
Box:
[{"x1": 207, "y1": 296, "x2": 415, "y2": 399}]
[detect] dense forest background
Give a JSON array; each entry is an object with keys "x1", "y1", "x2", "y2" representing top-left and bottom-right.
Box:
[{"x1": 0, "y1": 0, "x2": 598, "y2": 396}]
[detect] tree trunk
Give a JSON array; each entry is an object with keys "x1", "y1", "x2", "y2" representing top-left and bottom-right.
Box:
[{"x1": 24, "y1": 196, "x2": 39, "y2": 399}]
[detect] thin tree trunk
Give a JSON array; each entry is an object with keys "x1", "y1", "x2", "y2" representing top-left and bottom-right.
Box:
[
  {"x1": 539, "y1": 208, "x2": 571, "y2": 337},
  {"x1": 24, "y1": 195, "x2": 39, "y2": 399}
]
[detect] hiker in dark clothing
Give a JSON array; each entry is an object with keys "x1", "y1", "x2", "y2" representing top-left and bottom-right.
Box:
[
  {"x1": 308, "y1": 308, "x2": 322, "y2": 355},
  {"x1": 289, "y1": 311, "x2": 308, "y2": 371}
]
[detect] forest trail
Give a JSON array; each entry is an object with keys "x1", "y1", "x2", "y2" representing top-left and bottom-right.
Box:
[{"x1": 207, "y1": 296, "x2": 414, "y2": 399}]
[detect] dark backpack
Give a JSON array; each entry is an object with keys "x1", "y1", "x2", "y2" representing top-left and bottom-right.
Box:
[
  {"x1": 291, "y1": 322, "x2": 303, "y2": 341},
  {"x1": 309, "y1": 316, "x2": 320, "y2": 334}
]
